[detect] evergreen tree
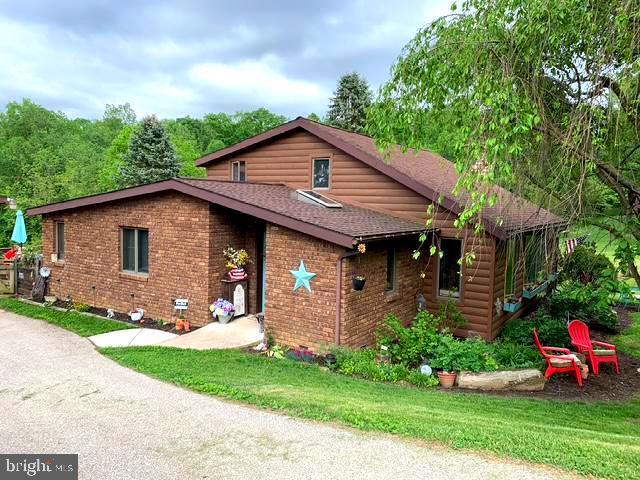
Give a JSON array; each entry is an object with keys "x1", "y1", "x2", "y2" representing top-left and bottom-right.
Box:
[
  {"x1": 326, "y1": 72, "x2": 372, "y2": 133},
  {"x1": 120, "y1": 115, "x2": 180, "y2": 186}
]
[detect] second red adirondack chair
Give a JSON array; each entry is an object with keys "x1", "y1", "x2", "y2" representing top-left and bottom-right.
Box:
[
  {"x1": 568, "y1": 320, "x2": 620, "y2": 375},
  {"x1": 534, "y1": 328, "x2": 583, "y2": 387}
]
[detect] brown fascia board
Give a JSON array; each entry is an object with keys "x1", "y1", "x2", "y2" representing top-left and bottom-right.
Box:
[
  {"x1": 26, "y1": 179, "x2": 357, "y2": 248},
  {"x1": 195, "y1": 117, "x2": 304, "y2": 167},
  {"x1": 193, "y1": 118, "x2": 509, "y2": 239}
]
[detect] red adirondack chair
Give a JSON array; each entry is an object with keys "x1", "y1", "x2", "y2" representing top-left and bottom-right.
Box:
[
  {"x1": 568, "y1": 320, "x2": 620, "y2": 375},
  {"x1": 534, "y1": 328, "x2": 583, "y2": 387}
]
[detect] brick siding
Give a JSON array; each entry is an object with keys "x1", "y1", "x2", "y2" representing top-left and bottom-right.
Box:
[{"x1": 340, "y1": 240, "x2": 423, "y2": 347}]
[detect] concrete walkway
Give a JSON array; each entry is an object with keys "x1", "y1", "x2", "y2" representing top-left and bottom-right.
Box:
[
  {"x1": 161, "y1": 314, "x2": 263, "y2": 349},
  {"x1": 89, "y1": 327, "x2": 178, "y2": 347},
  {"x1": 0, "y1": 310, "x2": 573, "y2": 480}
]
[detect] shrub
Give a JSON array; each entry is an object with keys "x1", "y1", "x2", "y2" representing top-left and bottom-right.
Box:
[
  {"x1": 376, "y1": 311, "x2": 441, "y2": 367},
  {"x1": 560, "y1": 243, "x2": 614, "y2": 284},
  {"x1": 430, "y1": 336, "x2": 498, "y2": 372},
  {"x1": 548, "y1": 281, "x2": 618, "y2": 330},
  {"x1": 493, "y1": 341, "x2": 544, "y2": 369},
  {"x1": 501, "y1": 309, "x2": 570, "y2": 347},
  {"x1": 332, "y1": 348, "x2": 439, "y2": 387},
  {"x1": 71, "y1": 302, "x2": 91, "y2": 313}
]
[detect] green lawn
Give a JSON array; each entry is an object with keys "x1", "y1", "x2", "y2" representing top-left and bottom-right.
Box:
[
  {"x1": 615, "y1": 312, "x2": 640, "y2": 359},
  {"x1": 102, "y1": 346, "x2": 640, "y2": 480},
  {"x1": 0, "y1": 298, "x2": 135, "y2": 337}
]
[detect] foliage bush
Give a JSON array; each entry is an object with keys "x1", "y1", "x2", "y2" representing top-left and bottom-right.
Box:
[
  {"x1": 560, "y1": 244, "x2": 614, "y2": 284},
  {"x1": 430, "y1": 336, "x2": 498, "y2": 372},
  {"x1": 376, "y1": 310, "x2": 441, "y2": 367},
  {"x1": 71, "y1": 302, "x2": 91, "y2": 313},
  {"x1": 331, "y1": 348, "x2": 439, "y2": 387},
  {"x1": 547, "y1": 281, "x2": 618, "y2": 330},
  {"x1": 500, "y1": 309, "x2": 570, "y2": 347},
  {"x1": 493, "y1": 341, "x2": 544, "y2": 370}
]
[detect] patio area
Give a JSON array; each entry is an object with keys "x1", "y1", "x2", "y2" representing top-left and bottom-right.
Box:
[
  {"x1": 88, "y1": 315, "x2": 263, "y2": 350},
  {"x1": 160, "y1": 315, "x2": 263, "y2": 350}
]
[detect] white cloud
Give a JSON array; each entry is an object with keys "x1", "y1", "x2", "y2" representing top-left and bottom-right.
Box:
[
  {"x1": 188, "y1": 58, "x2": 328, "y2": 110},
  {"x1": 0, "y1": 0, "x2": 449, "y2": 119}
]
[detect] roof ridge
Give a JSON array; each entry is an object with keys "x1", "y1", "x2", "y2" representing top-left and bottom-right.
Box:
[{"x1": 298, "y1": 116, "x2": 377, "y2": 140}]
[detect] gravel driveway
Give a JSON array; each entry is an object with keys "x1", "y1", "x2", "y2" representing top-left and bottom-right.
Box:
[{"x1": 0, "y1": 310, "x2": 572, "y2": 480}]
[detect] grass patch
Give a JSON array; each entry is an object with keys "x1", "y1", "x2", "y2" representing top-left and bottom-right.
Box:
[
  {"x1": 102, "y1": 346, "x2": 640, "y2": 480},
  {"x1": 615, "y1": 313, "x2": 640, "y2": 359},
  {"x1": 0, "y1": 298, "x2": 135, "y2": 337}
]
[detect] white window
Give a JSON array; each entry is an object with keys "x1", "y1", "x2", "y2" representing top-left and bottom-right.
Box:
[
  {"x1": 122, "y1": 228, "x2": 149, "y2": 274},
  {"x1": 438, "y1": 238, "x2": 462, "y2": 298},
  {"x1": 312, "y1": 158, "x2": 330, "y2": 189},
  {"x1": 55, "y1": 221, "x2": 65, "y2": 260},
  {"x1": 232, "y1": 161, "x2": 246, "y2": 182}
]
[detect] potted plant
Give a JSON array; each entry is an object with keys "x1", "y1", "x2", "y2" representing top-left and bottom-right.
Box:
[
  {"x1": 352, "y1": 242, "x2": 367, "y2": 291},
  {"x1": 352, "y1": 275, "x2": 366, "y2": 291},
  {"x1": 223, "y1": 247, "x2": 251, "y2": 280},
  {"x1": 523, "y1": 271, "x2": 550, "y2": 299},
  {"x1": 430, "y1": 337, "x2": 464, "y2": 388},
  {"x1": 210, "y1": 298, "x2": 235, "y2": 324},
  {"x1": 503, "y1": 295, "x2": 522, "y2": 313}
]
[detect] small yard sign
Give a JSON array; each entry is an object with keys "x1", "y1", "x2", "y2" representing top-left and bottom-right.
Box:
[{"x1": 174, "y1": 298, "x2": 189, "y2": 310}]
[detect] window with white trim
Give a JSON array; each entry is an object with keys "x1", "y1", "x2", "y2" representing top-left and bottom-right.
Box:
[
  {"x1": 122, "y1": 228, "x2": 149, "y2": 274},
  {"x1": 312, "y1": 158, "x2": 330, "y2": 189},
  {"x1": 55, "y1": 221, "x2": 65, "y2": 261},
  {"x1": 231, "y1": 161, "x2": 246, "y2": 182}
]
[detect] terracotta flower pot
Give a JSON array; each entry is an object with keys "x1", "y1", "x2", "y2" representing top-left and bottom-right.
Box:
[
  {"x1": 437, "y1": 371, "x2": 457, "y2": 388},
  {"x1": 175, "y1": 319, "x2": 184, "y2": 331}
]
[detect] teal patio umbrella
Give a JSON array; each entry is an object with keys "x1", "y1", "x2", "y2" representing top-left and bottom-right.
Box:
[
  {"x1": 10, "y1": 210, "x2": 27, "y2": 296},
  {"x1": 11, "y1": 210, "x2": 27, "y2": 245}
]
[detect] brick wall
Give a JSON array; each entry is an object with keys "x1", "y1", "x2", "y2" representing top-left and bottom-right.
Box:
[
  {"x1": 341, "y1": 240, "x2": 424, "y2": 347},
  {"x1": 43, "y1": 192, "x2": 215, "y2": 326},
  {"x1": 264, "y1": 225, "x2": 344, "y2": 349}
]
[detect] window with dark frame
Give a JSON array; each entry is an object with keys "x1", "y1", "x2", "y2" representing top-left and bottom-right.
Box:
[
  {"x1": 122, "y1": 228, "x2": 149, "y2": 274},
  {"x1": 55, "y1": 221, "x2": 65, "y2": 260},
  {"x1": 312, "y1": 158, "x2": 330, "y2": 189},
  {"x1": 438, "y1": 238, "x2": 462, "y2": 298},
  {"x1": 231, "y1": 161, "x2": 246, "y2": 182},
  {"x1": 385, "y1": 246, "x2": 396, "y2": 292}
]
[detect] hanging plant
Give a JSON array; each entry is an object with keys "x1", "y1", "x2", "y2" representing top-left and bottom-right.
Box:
[{"x1": 352, "y1": 242, "x2": 367, "y2": 291}]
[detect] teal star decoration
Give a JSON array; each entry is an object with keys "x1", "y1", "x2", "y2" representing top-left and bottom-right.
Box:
[{"x1": 290, "y1": 260, "x2": 316, "y2": 292}]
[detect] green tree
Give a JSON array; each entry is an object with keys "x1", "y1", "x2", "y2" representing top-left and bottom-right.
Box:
[
  {"x1": 327, "y1": 72, "x2": 372, "y2": 133},
  {"x1": 164, "y1": 120, "x2": 206, "y2": 177},
  {"x1": 368, "y1": 0, "x2": 640, "y2": 287},
  {"x1": 120, "y1": 115, "x2": 180, "y2": 186}
]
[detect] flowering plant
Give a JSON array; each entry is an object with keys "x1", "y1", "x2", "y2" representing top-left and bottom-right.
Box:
[
  {"x1": 210, "y1": 298, "x2": 235, "y2": 316},
  {"x1": 223, "y1": 247, "x2": 251, "y2": 270}
]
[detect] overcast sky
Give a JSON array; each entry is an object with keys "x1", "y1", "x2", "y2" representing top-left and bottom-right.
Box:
[{"x1": 0, "y1": 1, "x2": 449, "y2": 120}]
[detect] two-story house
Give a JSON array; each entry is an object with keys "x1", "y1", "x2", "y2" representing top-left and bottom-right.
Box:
[{"x1": 27, "y1": 117, "x2": 565, "y2": 348}]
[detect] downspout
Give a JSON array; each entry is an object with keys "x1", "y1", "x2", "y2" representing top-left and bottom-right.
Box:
[{"x1": 335, "y1": 249, "x2": 358, "y2": 345}]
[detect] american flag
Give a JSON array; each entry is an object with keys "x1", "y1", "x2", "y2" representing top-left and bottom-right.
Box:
[{"x1": 565, "y1": 235, "x2": 588, "y2": 255}]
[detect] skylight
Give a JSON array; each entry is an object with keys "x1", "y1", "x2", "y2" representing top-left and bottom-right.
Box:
[{"x1": 296, "y1": 189, "x2": 343, "y2": 208}]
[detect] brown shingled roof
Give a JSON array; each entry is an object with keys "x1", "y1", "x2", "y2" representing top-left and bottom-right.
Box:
[
  {"x1": 26, "y1": 178, "x2": 426, "y2": 248},
  {"x1": 196, "y1": 117, "x2": 565, "y2": 238}
]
